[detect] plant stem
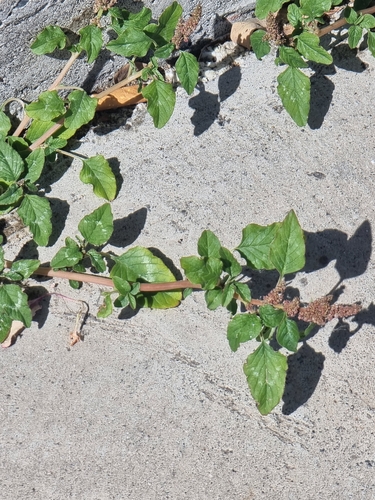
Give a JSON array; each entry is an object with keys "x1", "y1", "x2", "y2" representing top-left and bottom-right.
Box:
[
  {"x1": 318, "y1": 5, "x2": 375, "y2": 37},
  {"x1": 29, "y1": 118, "x2": 64, "y2": 151},
  {"x1": 92, "y1": 67, "x2": 146, "y2": 100}
]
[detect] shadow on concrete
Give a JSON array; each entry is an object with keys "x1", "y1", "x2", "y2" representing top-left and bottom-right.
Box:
[{"x1": 108, "y1": 207, "x2": 148, "y2": 248}]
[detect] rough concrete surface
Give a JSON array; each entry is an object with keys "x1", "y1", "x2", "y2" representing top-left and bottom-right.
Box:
[{"x1": 1, "y1": 1, "x2": 375, "y2": 499}]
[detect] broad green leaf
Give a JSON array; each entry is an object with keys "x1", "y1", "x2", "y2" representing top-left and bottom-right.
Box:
[
  {"x1": 348, "y1": 25, "x2": 363, "y2": 48},
  {"x1": 197, "y1": 230, "x2": 221, "y2": 258},
  {"x1": 25, "y1": 119, "x2": 76, "y2": 143},
  {"x1": 80, "y1": 155, "x2": 117, "y2": 201},
  {"x1": 205, "y1": 288, "x2": 223, "y2": 310},
  {"x1": 112, "y1": 276, "x2": 131, "y2": 295},
  {"x1": 234, "y1": 282, "x2": 251, "y2": 304},
  {"x1": 50, "y1": 246, "x2": 83, "y2": 269},
  {"x1": 111, "y1": 246, "x2": 181, "y2": 309},
  {"x1": 17, "y1": 195, "x2": 52, "y2": 246},
  {"x1": 87, "y1": 249, "x2": 106, "y2": 273},
  {"x1": 250, "y1": 30, "x2": 271, "y2": 60},
  {"x1": 25, "y1": 148, "x2": 45, "y2": 183},
  {"x1": 222, "y1": 283, "x2": 235, "y2": 308},
  {"x1": 344, "y1": 7, "x2": 358, "y2": 24},
  {"x1": 0, "y1": 284, "x2": 32, "y2": 327},
  {"x1": 368, "y1": 31, "x2": 375, "y2": 57},
  {"x1": 287, "y1": 3, "x2": 302, "y2": 27},
  {"x1": 358, "y1": 14, "x2": 375, "y2": 29},
  {"x1": 220, "y1": 247, "x2": 242, "y2": 277},
  {"x1": 64, "y1": 90, "x2": 97, "y2": 130},
  {"x1": 30, "y1": 26, "x2": 67, "y2": 55},
  {"x1": 0, "y1": 141, "x2": 24, "y2": 182},
  {"x1": 278, "y1": 46, "x2": 308, "y2": 68},
  {"x1": 0, "y1": 111, "x2": 11, "y2": 140},
  {"x1": 97, "y1": 293, "x2": 113, "y2": 318},
  {"x1": 259, "y1": 305, "x2": 286, "y2": 328},
  {"x1": 5, "y1": 259, "x2": 40, "y2": 281},
  {"x1": 0, "y1": 184, "x2": 23, "y2": 206},
  {"x1": 255, "y1": 0, "x2": 286, "y2": 19},
  {"x1": 107, "y1": 29, "x2": 153, "y2": 57},
  {"x1": 236, "y1": 222, "x2": 279, "y2": 270},
  {"x1": 277, "y1": 66, "x2": 310, "y2": 126},
  {"x1": 243, "y1": 341, "x2": 287, "y2": 415},
  {"x1": 79, "y1": 25, "x2": 103, "y2": 63},
  {"x1": 25, "y1": 91, "x2": 65, "y2": 121},
  {"x1": 175, "y1": 52, "x2": 199, "y2": 94},
  {"x1": 78, "y1": 203, "x2": 113, "y2": 245},
  {"x1": 270, "y1": 210, "x2": 305, "y2": 277},
  {"x1": 156, "y1": 1, "x2": 183, "y2": 41},
  {"x1": 227, "y1": 313, "x2": 263, "y2": 352},
  {"x1": 180, "y1": 255, "x2": 222, "y2": 290},
  {"x1": 296, "y1": 32, "x2": 333, "y2": 65},
  {"x1": 299, "y1": 0, "x2": 331, "y2": 21},
  {"x1": 142, "y1": 80, "x2": 176, "y2": 128},
  {"x1": 276, "y1": 317, "x2": 299, "y2": 352}
]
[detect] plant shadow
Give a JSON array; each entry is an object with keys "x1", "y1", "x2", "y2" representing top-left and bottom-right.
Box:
[{"x1": 108, "y1": 207, "x2": 148, "y2": 248}]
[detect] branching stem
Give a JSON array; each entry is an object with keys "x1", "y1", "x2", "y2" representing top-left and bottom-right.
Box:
[{"x1": 318, "y1": 5, "x2": 375, "y2": 37}]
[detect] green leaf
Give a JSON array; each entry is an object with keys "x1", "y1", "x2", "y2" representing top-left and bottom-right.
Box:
[
  {"x1": 180, "y1": 255, "x2": 222, "y2": 290},
  {"x1": 182, "y1": 287, "x2": 193, "y2": 299},
  {"x1": 255, "y1": 0, "x2": 286, "y2": 19},
  {"x1": 0, "y1": 111, "x2": 11, "y2": 140},
  {"x1": 5, "y1": 259, "x2": 40, "y2": 281},
  {"x1": 219, "y1": 247, "x2": 242, "y2": 277},
  {"x1": 344, "y1": 7, "x2": 358, "y2": 24},
  {"x1": 107, "y1": 29, "x2": 152, "y2": 57},
  {"x1": 0, "y1": 284, "x2": 32, "y2": 327},
  {"x1": 87, "y1": 249, "x2": 106, "y2": 273},
  {"x1": 78, "y1": 203, "x2": 113, "y2": 245},
  {"x1": 259, "y1": 305, "x2": 286, "y2": 328},
  {"x1": 348, "y1": 25, "x2": 363, "y2": 48},
  {"x1": 43, "y1": 137, "x2": 68, "y2": 156},
  {"x1": 250, "y1": 30, "x2": 271, "y2": 60},
  {"x1": 142, "y1": 80, "x2": 176, "y2": 128},
  {"x1": 25, "y1": 118, "x2": 76, "y2": 143},
  {"x1": 109, "y1": 6, "x2": 152, "y2": 32},
  {"x1": 276, "y1": 317, "x2": 299, "y2": 352},
  {"x1": 79, "y1": 25, "x2": 103, "y2": 63},
  {"x1": 278, "y1": 46, "x2": 308, "y2": 68},
  {"x1": 0, "y1": 184, "x2": 23, "y2": 206},
  {"x1": 197, "y1": 230, "x2": 221, "y2": 258},
  {"x1": 25, "y1": 149, "x2": 45, "y2": 183},
  {"x1": 296, "y1": 32, "x2": 333, "y2": 65},
  {"x1": 97, "y1": 293, "x2": 113, "y2": 318},
  {"x1": 287, "y1": 3, "x2": 302, "y2": 27},
  {"x1": 243, "y1": 341, "x2": 287, "y2": 415},
  {"x1": 156, "y1": 1, "x2": 183, "y2": 41},
  {"x1": 175, "y1": 52, "x2": 199, "y2": 94},
  {"x1": 227, "y1": 313, "x2": 263, "y2": 352},
  {"x1": 222, "y1": 283, "x2": 236, "y2": 308},
  {"x1": 25, "y1": 91, "x2": 65, "y2": 121},
  {"x1": 299, "y1": 0, "x2": 331, "y2": 21},
  {"x1": 17, "y1": 195, "x2": 52, "y2": 246},
  {"x1": 154, "y1": 43, "x2": 175, "y2": 59},
  {"x1": 30, "y1": 26, "x2": 67, "y2": 55},
  {"x1": 112, "y1": 276, "x2": 131, "y2": 295},
  {"x1": 358, "y1": 14, "x2": 375, "y2": 28},
  {"x1": 80, "y1": 155, "x2": 117, "y2": 201},
  {"x1": 50, "y1": 245, "x2": 83, "y2": 269},
  {"x1": 270, "y1": 210, "x2": 305, "y2": 277},
  {"x1": 277, "y1": 66, "x2": 310, "y2": 126},
  {"x1": 368, "y1": 31, "x2": 375, "y2": 57},
  {"x1": 0, "y1": 314, "x2": 12, "y2": 343},
  {"x1": 0, "y1": 140, "x2": 24, "y2": 182},
  {"x1": 111, "y1": 246, "x2": 181, "y2": 309},
  {"x1": 64, "y1": 90, "x2": 97, "y2": 130},
  {"x1": 233, "y1": 282, "x2": 251, "y2": 304},
  {"x1": 236, "y1": 222, "x2": 279, "y2": 270},
  {"x1": 205, "y1": 288, "x2": 223, "y2": 310}
]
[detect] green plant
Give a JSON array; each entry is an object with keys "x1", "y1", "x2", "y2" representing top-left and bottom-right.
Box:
[{"x1": 250, "y1": 0, "x2": 375, "y2": 125}]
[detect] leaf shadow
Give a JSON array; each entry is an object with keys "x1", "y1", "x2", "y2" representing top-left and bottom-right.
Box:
[{"x1": 108, "y1": 207, "x2": 148, "y2": 248}]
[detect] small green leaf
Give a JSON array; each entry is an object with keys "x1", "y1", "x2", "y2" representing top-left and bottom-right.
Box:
[
  {"x1": 69, "y1": 280, "x2": 81, "y2": 290},
  {"x1": 183, "y1": 287, "x2": 193, "y2": 299},
  {"x1": 205, "y1": 288, "x2": 223, "y2": 310},
  {"x1": 368, "y1": 31, "x2": 375, "y2": 57},
  {"x1": 107, "y1": 29, "x2": 153, "y2": 57},
  {"x1": 156, "y1": 1, "x2": 183, "y2": 41},
  {"x1": 348, "y1": 25, "x2": 363, "y2": 48},
  {"x1": 25, "y1": 148, "x2": 45, "y2": 183},
  {"x1": 44, "y1": 137, "x2": 68, "y2": 156},
  {"x1": 78, "y1": 203, "x2": 113, "y2": 246},
  {"x1": 175, "y1": 52, "x2": 199, "y2": 94},
  {"x1": 197, "y1": 230, "x2": 221, "y2": 258},
  {"x1": 112, "y1": 276, "x2": 131, "y2": 295},
  {"x1": 276, "y1": 317, "x2": 299, "y2": 352},
  {"x1": 5, "y1": 259, "x2": 40, "y2": 281},
  {"x1": 154, "y1": 43, "x2": 175, "y2": 59},
  {"x1": 299, "y1": 0, "x2": 331, "y2": 21},
  {"x1": 87, "y1": 249, "x2": 106, "y2": 273},
  {"x1": 51, "y1": 246, "x2": 83, "y2": 269},
  {"x1": 31, "y1": 26, "x2": 67, "y2": 55},
  {"x1": 0, "y1": 284, "x2": 32, "y2": 326},
  {"x1": 287, "y1": 3, "x2": 302, "y2": 27},
  {"x1": 236, "y1": 222, "x2": 279, "y2": 270},
  {"x1": 233, "y1": 282, "x2": 251, "y2": 304},
  {"x1": 255, "y1": 0, "x2": 286, "y2": 19},
  {"x1": 79, "y1": 25, "x2": 103, "y2": 63},
  {"x1": 0, "y1": 184, "x2": 23, "y2": 206},
  {"x1": 109, "y1": 6, "x2": 152, "y2": 32},
  {"x1": 64, "y1": 90, "x2": 97, "y2": 130},
  {"x1": 97, "y1": 293, "x2": 113, "y2": 318},
  {"x1": 358, "y1": 14, "x2": 375, "y2": 28},
  {"x1": 227, "y1": 313, "x2": 263, "y2": 352},
  {"x1": 278, "y1": 46, "x2": 308, "y2": 68},
  {"x1": 0, "y1": 140, "x2": 24, "y2": 182},
  {"x1": 222, "y1": 283, "x2": 235, "y2": 308},
  {"x1": 277, "y1": 66, "x2": 310, "y2": 126},
  {"x1": 80, "y1": 155, "x2": 117, "y2": 201},
  {"x1": 259, "y1": 305, "x2": 286, "y2": 328},
  {"x1": 17, "y1": 195, "x2": 52, "y2": 246},
  {"x1": 25, "y1": 119, "x2": 76, "y2": 143},
  {"x1": 25, "y1": 91, "x2": 65, "y2": 121},
  {"x1": 219, "y1": 247, "x2": 242, "y2": 277},
  {"x1": 243, "y1": 341, "x2": 288, "y2": 415},
  {"x1": 250, "y1": 30, "x2": 271, "y2": 59},
  {"x1": 270, "y1": 210, "x2": 305, "y2": 277},
  {"x1": 296, "y1": 32, "x2": 333, "y2": 65},
  {"x1": 142, "y1": 80, "x2": 176, "y2": 128},
  {"x1": 0, "y1": 111, "x2": 11, "y2": 140},
  {"x1": 180, "y1": 255, "x2": 222, "y2": 290},
  {"x1": 344, "y1": 7, "x2": 358, "y2": 24}
]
